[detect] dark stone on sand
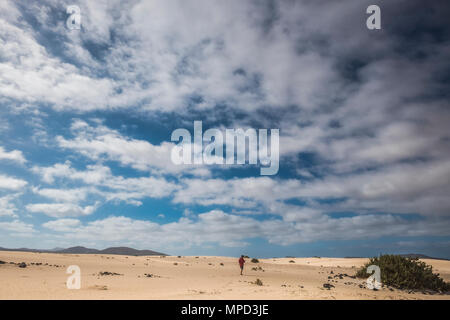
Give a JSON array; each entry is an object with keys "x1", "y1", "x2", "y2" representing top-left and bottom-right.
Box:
[
  {"x1": 98, "y1": 271, "x2": 122, "y2": 276},
  {"x1": 323, "y1": 283, "x2": 335, "y2": 289}
]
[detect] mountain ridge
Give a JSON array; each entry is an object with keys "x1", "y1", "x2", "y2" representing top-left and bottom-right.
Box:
[{"x1": 0, "y1": 246, "x2": 167, "y2": 256}]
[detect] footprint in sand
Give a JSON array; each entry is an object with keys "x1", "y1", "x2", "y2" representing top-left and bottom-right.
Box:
[
  {"x1": 89, "y1": 285, "x2": 108, "y2": 290},
  {"x1": 188, "y1": 289, "x2": 206, "y2": 295}
]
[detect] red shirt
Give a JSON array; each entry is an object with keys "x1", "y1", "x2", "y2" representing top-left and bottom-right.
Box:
[{"x1": 239, "y1": 257, "x2": 245, "y2": 267}]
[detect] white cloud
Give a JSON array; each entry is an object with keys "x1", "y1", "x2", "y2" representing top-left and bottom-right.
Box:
[
  {"x1": 32, "y1": 161, "x2": 111, "y2": 184},
  {"x1": 56, "y1": 120, "x2": 211, "y2": 176},
  {"x1": 174, "y1": 177, "x2": 301, "y2": 208},
  {"x1": 1, "y1": 0, "x2": 449, "y2": 252},
  {"x1": 40, "y1": 210, "x2": 450, "y2": 249},
  {"x1": 0, "y1": 146, "x2": 26, "y2": 164},
  {"x1": 0, "y1": 174, "x2": 27, "y2": 190},
  {"x1": 31, "y1": 187, "x2": 89, "y2": 203},
  {"x1": 32, "y1": 160, "x2": 179, "y2": 206},
  {"x1": 42, "y1": 218, "x2": 81, "y2": 232},
  {"x1": 26, "y1": 202, "x2": 99, "y2": 218},
  {"x1": 0, "y1": 194, "x2": 19, "y2": 217},
  {"x1": 0, "y1": 15, "x2": 116, "y2": 111},
  {"x1": 0, "y1": 0, "x2": 343, "y2": 114},
  {"x1": 175, "y1": 158, "x2": 450, "y2": 218},
  {"x1": 0, "y1": 219, "x2": 35, "y2": 235},
  {"x1": 294, "y1": 160, "x2": 450, "y2": 216}
]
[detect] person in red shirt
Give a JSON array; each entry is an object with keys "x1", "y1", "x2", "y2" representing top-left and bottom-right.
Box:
[{"x1": 239, "y1": 255, "x2": 245, "y2": 275}]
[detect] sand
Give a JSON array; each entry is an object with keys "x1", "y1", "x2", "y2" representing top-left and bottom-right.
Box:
[{"x1": 0, "y1": 251, "x2": 449, "y2": 300}]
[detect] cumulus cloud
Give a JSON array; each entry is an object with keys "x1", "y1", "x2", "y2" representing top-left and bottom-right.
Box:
[
  {"x1": 32, "y1": 161, "x2": 111, "y2": 184},
  {"x1": 0, "y1": 0, "x2": 449, "y2": 254},
  {"x1": 56, "y1": 119, "x2": 212, "y2": 176},
  {"x1": 0, "y1": 0, "x2": 345, "y2": 114},
  {"x1": 31, "y1": 187, "x2": 89, "y2": 203},
  {"x1": 26, "y1": 202, "x2": 99, "y2": 218},
  {"x1": 41, "y1": 210, "x2": 450, "y2": 249},
  {"x1": 175, "y1": 158, "x2": 450, "y2": 219},
  {"x1": 0, "y1": 219, "x2": 35, "y2": 235},
  {"x1": 0, "y1": 194, "x2": 20, "y2": 217},
  {"x1": 0, "y1": 175, "x2": 27, "y2": 190},
  {"x1": 173, "y1": 177, "x2": 301, "y2": 208},
  {"x1": 32, "y1": 161, "x2": 179, "y2": 206},
  {"x1": 42, "y1": 218, "x2": 81, "y2": 232},
  {"x1": 0, "y1": 146, "x2": 26, "y2": 164}
]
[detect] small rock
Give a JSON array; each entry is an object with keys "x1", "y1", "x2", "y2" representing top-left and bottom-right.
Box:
[{"x1": 98, "y1": 271, "x2": 122, "y2": 276}]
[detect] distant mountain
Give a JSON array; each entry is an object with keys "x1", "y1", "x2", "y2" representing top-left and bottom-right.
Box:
[
  {"x1": 344, "y1": 253, "x2": 449, "y2": 261},
  {"x1": 0, "y1": 247, "x2": 41, "y2": 253},
  {"x1": 99, "y1": 246, "x2": 164, "y2": 256},
  {"x1": 0, "y1": 246, "x2": 166, "y2": 256},
  {"x1": 399, "y1": 253, "x2": 435, "y2": 260},
  {"x1": 59, "y1": 246, "x2": 101, "y2": 254}
]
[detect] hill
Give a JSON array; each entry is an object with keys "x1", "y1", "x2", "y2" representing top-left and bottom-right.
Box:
[{"x1": 0, "y1": 246, "x2": 166, "y2": 256}]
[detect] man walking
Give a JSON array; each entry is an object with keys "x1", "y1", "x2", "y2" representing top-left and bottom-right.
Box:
[{"x1": 239, "y1": 255, "x2": 245, "y2": 275}]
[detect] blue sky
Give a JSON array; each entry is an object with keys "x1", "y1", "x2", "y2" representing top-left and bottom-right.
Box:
[{"x1": 0, "y1": 0, "x2": 449, "y2": 258}]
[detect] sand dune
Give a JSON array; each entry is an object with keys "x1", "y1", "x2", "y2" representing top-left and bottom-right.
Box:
[{"x1": 0, "y1": 251, "x2": 449, "y2": 300}]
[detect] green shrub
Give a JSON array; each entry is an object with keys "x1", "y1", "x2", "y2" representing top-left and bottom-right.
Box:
[
  {"x1": 356, "y1": 255, "x2": 450, "y2": 292},
  {"x1": 251, "y1": 258, "x2": 259, "y2": 263}
]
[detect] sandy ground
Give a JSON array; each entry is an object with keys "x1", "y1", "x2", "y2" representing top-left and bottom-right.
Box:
[{"x1": 0, "y1": 251, "x2": 449, "y2": 300}]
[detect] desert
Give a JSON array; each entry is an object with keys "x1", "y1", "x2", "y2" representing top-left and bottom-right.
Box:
[{"x1": 1, "y1": 250, "x2": 449, "y2": 300}]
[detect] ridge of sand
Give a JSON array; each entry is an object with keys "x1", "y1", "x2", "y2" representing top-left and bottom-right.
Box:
[{"x1": 1, "y1": 251, "x2": 449, "y2": 300}]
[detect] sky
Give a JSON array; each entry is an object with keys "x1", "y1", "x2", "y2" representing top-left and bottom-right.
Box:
[{"x1": 0, "y1": 0, "x2": 449, "y2": 258}]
